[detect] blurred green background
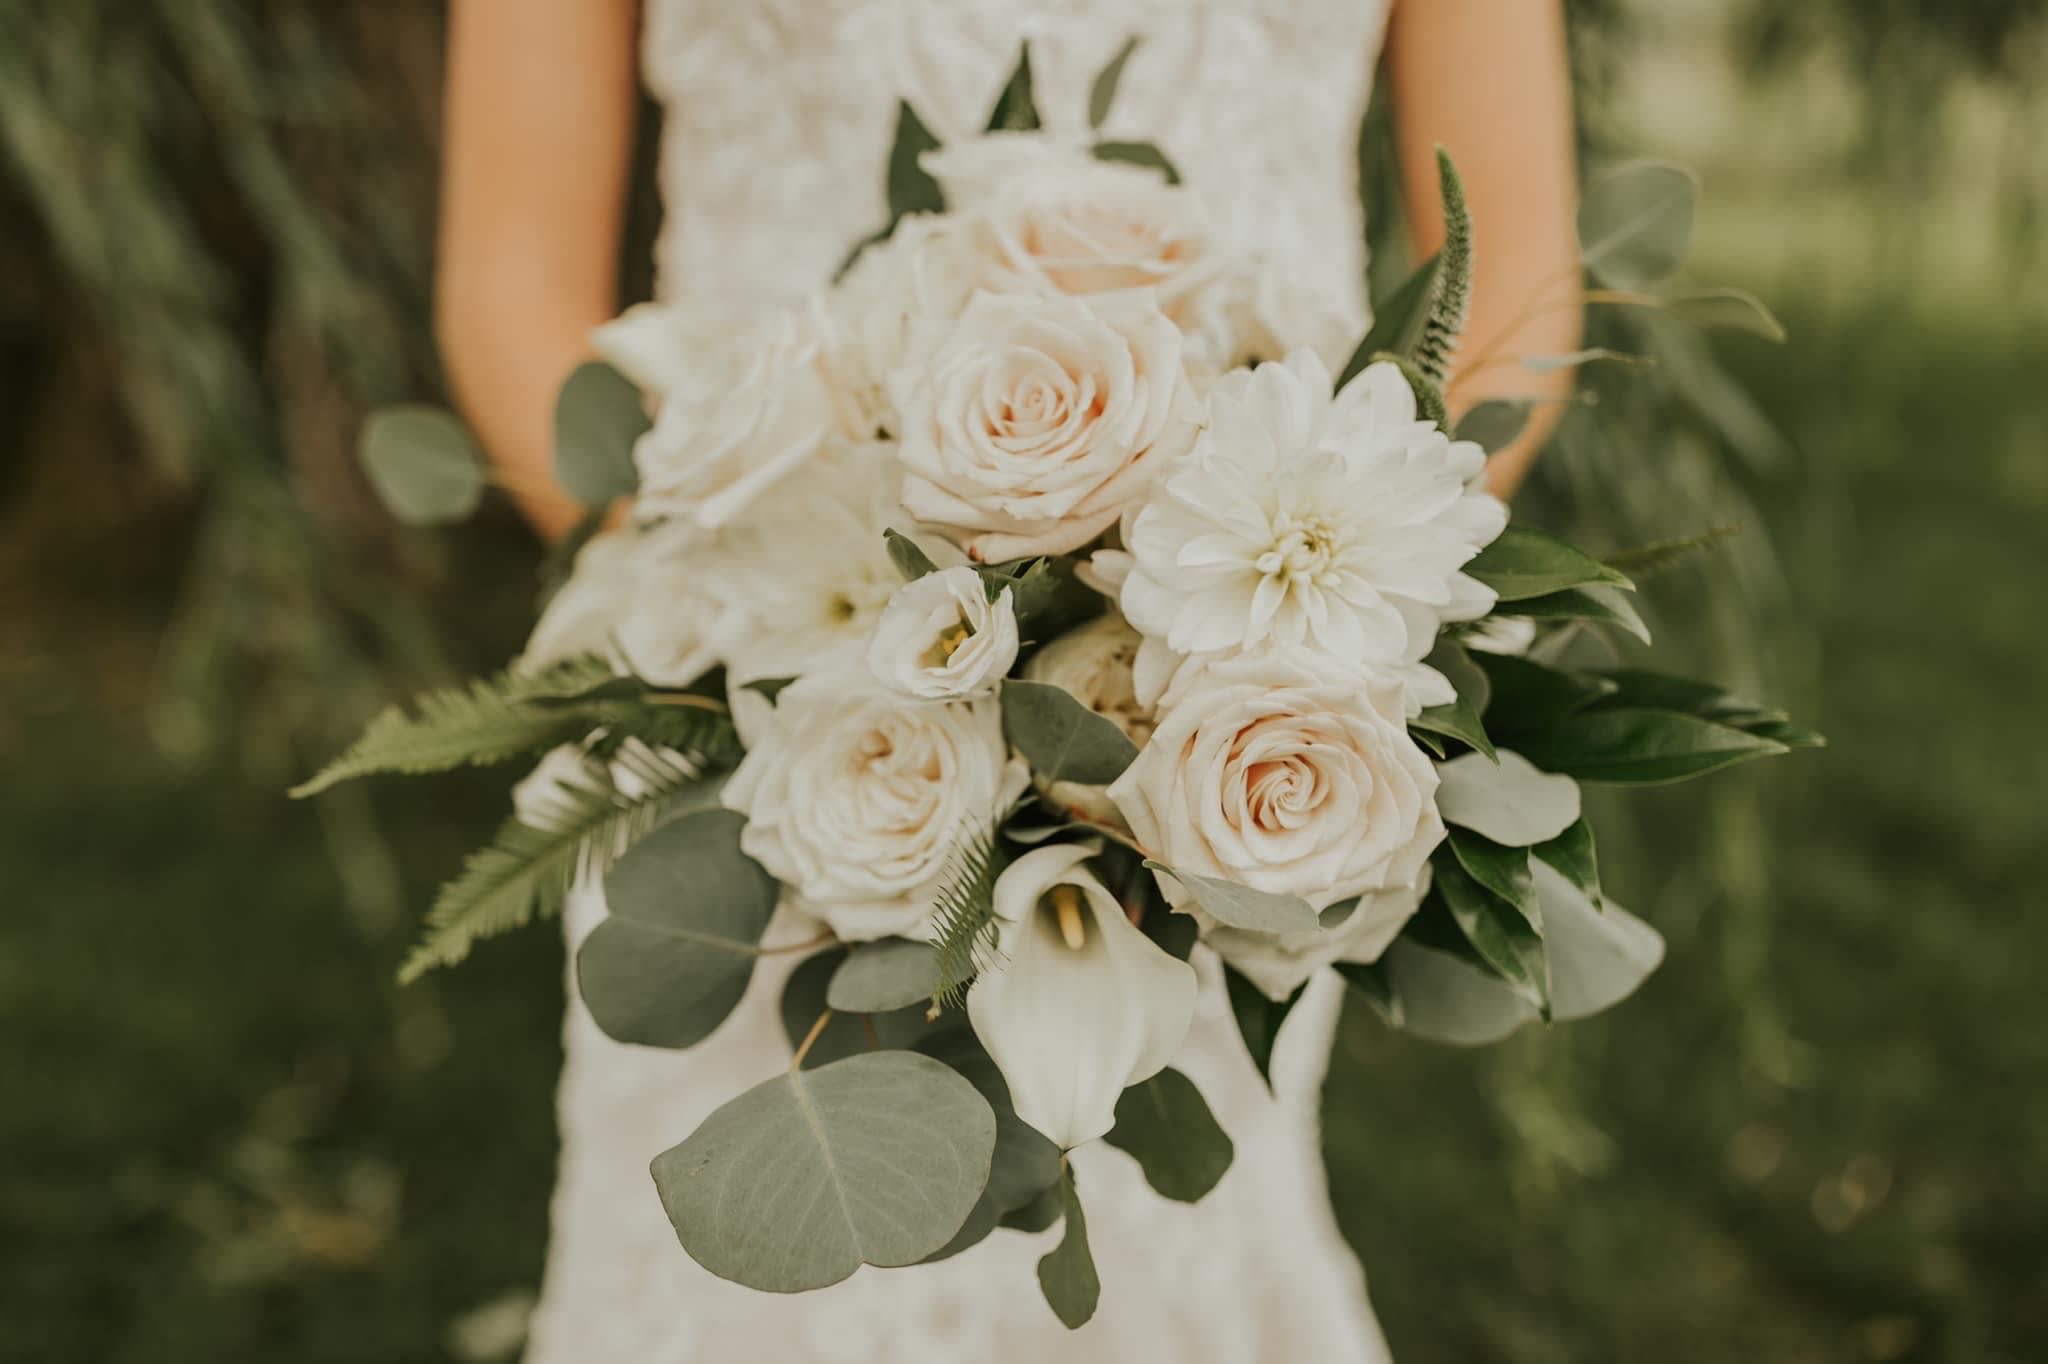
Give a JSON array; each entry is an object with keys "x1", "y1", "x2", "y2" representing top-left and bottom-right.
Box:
[{"x1": 3, "y1": 2, "x2": 2044, "y2": 1361}]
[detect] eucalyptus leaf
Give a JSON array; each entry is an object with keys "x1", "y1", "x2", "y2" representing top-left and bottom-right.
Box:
[
  {"x1": 1435, "y1": 749, "x2": 1582, "y2": 847},
  {"x1": 884, "y1": 528, "x2": 939, "y2": 581},
  {"x1": 1495, "y1": 584, "x2": 1652, "y2": 644},
  {"x1": 650, "y1": 1050, "x2": 997, "y2": 1292},
  {"x1": 1464, "y1": 527, "x2": 1633, "y2": 601},
  {"x1": 576, "y1": 811, "x2": 777, "y2": 1049},
  {"x1": 914, "y1": 1029, "x2": 1063, "y2": 1215},
  {"x1": 1092, "y1": 139, "x2": 1182, "y2": 185},
  {"x1": 1087, "y1": 36, "x2": 1139, "y2": 128},
  {"x1": 553, "y1": 360, "x2": 647, "y2": 506},
  {"x1": 1224, "y1": 965, "x2": 1306, "y2": 1088},
  {"x1": 1104, "y1": 1068, "x2": 1234, "y2": 1203},
  {"x1": 1579, "y1": 160, "x2": 1698, "y2": 288},
  {"x1": 359, "y1": 404, "x2": 486, "y2": 526},
  {"x1": 986, "y1": 44, "x2": 1042, "y2": 132},
  {"x1": 1453, "y1": 400, "x2": 1533, "y2": 452},
  {"x1": 1510, "y1": 708, "x2": 1790, "y2": 786},
  {"x1": 1002, "y1": 1184, "x2": 1063, "y2": 1233},
  {"x1": 1002, "y1": 680, "x2": 1140, "y2": 786},
  {"x1": 779, "y1": 947, "x2": 949, "y2": 1070},
  {"x1": 1145, "y1": 862, "x2": 1318, "y2": 934},
  {"x1": 828, "y1": 938, "x2": 941, "y2": 1014},
  {"x1": 1036, "y1": 1167, "x2": 1099, "y2": 1330}
]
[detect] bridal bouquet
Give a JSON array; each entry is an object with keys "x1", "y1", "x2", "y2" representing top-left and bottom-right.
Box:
[{"x1": 312, "y1": 45, "x2": 1817, "y2": 1328}]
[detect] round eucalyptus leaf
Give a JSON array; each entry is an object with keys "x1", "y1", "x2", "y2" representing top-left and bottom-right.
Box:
[
  {"x1": 650, "y1": 1050, "x2": 997, "y2": 1292},
  {"x1": 915, "y1": 1029, "x2": 1062, "y2": 1215},
  {"x1": 1453, "y1": 400, "x2": 1532, "y2": 453},
  {"x1": 1435, "y1": 750, "x2": 1583, "y2": 847},
  {"x1": 1001, "y1": 680, "x2": 1139, "y2": 786},
  {"x1": 358, "y1": 404, "x2": 485, "y2": 526},
  {"x1": 780, "y1": 947, "x2": 949, "y2": 1069},
  {"x1": 827, "y1": 938, "x2": 940, "y2": 1014},
  {"x1": 1145, "y1": 861, "x2": 1317, "y2": 934},
  {"x1": 1579, "y1": 160, "x2": 1697, "y2": 288},
  {"x1": 553, "y1": 360, "x2": 647, "y2": 506},
  {"x1": 576, "y1": 810, "x2": 777, "y2": 1049},
  {"x1": 1104, "y1": 1067, "x2": 1234, "y2": 1203}
]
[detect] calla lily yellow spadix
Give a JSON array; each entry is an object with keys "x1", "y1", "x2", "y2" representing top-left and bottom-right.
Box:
[{"x1": 967, "y1": 843, "x2": 1197, "y2": 1150}]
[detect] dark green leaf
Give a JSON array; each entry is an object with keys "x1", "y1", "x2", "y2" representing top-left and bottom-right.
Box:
[
  {"x1": 359, "y1": 404, "x2": 486, "y2": 526},
  {"x1": 986, "y1": 556, "x2": 1103, "y2": 642},
  {"x1": 1474, "y1": 653, "x2": 1620, "y2": 739},
  {"x1": 884, "y1": 528, "x2": 939, "y2": 581},
  {"x1": 1091, "y1": 139, "x2": 1182, "y2": 185},
  {"x1": 1001, "y1": 1184, "x2": 1063, "y2": 1233},
  {"x1": 1445, "y1": 828, "x2": 1538, "y2": 926},
  {"x1": 887, "y1": 100, "x2": 945, "y2": 219},
  {"x1": 1334, "y1": 959, "x2": 1402, "y2": 1026},
  {"x1": 779, "y1": 948, "x2": 949, "y2": 1070},
  {"x1": 1340, "y1": 252, "x2": 1440, "y2": 391},
  {"x1": 1579, "y1": 160, "x2": 1697, "y2": 288},
  {"x1": 651, "y1": 1051, "x2": 996, "y2": 1291},
  {"x1": 1002, "y1": 680, "x2": 1140, "y2": 785},
  {"x1": 914, "y1": 1029, "x2": 1063, "y2": 1214},
  {"x1": 553, "y1": 361, "x2": 647, "y2": 506},
  {"x1": 1533, "y1": 818, "x2": 1602, "y2": 912},
  {"x1": 1140, "y1": 903, "x2": 1199, "y2": 961},
  {"x1": 1104, "y1": 1068, "x2": 1233, "y2": 1203},
  {"x1": 1412, "y1": 639, "x2": 1496, "y2": 760},
  {"x1": 1511, "y1": 707, "x2": 1790, "y2": 785},
  {"x1": 828, "y1": 938, "x2": 941, "y2": 1014},
  {"x1": 1465, "y1": 526, "x2": 1634, "y2": 601},
  {"x1": 1224, "y1": 965, "x2": 1306, "y2": 1090},
  {"x1": 1036, "y1": 1167, "x2": 1099, "y2": 1330},
  {"x1": 986, "y1": 43, "x2": 1042, "y2": 132},
  {"x1": 576, "y1": 810, "x2": 777, "y2": 1048},
  {"x1": 1431, "y1": 853, "x2": 1549, "y2": 1014},
  {"x1": 1087, "y1": 36, "x2": 1139, "y2": 127},
  {"x1": 1495, "y1": 584, "x2": 1652, "y2": 644},
  {"x1": 1145, "y1": 861, "x2": 1318, "y2": 934}
]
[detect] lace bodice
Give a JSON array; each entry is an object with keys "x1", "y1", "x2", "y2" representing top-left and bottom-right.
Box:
[{"x1": 526, "y1": 4, "x2": 1394, "y2": 1360}]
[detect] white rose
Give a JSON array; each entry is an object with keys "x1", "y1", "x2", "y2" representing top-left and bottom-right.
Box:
[
  {"x1": 820, "y1": 214, "x2": 980, "y2": 440},
  {"x1": 601, "y1": 303, "x2": 833, "y2": 531},
  {"x1": 892, "y1": 289, "x2": 1198, "y2": 562},
  {"x1": 1019, "y1": 613, "x2": 1154, "y2": 829},
  {"x1": 1108, "y1": 650, "x2": 1444, "y2": 910},
  {"x1": 721, "y1": 672, "x2": 1028, "y2": 941},
  {"x1": 1204, "y1": 873, "x2": 1430, "y2": 1003},
  {"x1": 1180, "y1": 253, "x2": 1365, "y2": 380},
  {"x1": 866, "y1": 566, "x2": 1019, "y2": 700}
]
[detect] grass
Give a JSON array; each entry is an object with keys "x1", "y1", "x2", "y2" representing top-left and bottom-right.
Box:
[{"x1": 3, "y1": 292, "x2": 2043, "y2": 1362}]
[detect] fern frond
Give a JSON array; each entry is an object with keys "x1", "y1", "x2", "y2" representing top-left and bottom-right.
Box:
[
  {"x1": 396, "y1": 749, "x2": 708, "y2": 984},
  {"x1": 928, "y1": 821, "x2": 1010, "y2": 1010},
  {"x1": 1414, "y1": 148, "x2": 1473, "y2": 389},
  {"x1": 291, "y1": 655, "x2": 621, "y2": 796},
  {"x1": 1601, "y1": 524, "x2": 1742, "y2": 581}
]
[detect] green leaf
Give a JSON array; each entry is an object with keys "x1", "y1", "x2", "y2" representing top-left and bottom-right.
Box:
[
  {"x1": 1445, "y1": 828, "x2": 1538, "y2": 926},
  {"x1": 1139, "y1": 902, "x2": 1199, "y2": 961},
  {"x1": 1579, "y1": 160, "x2": 1698, "y2": 288},
  {"x1": 575, "y1": 810, "x2": 778, "y2": 1048},
  {"x1": 1412, "y1": 639, "x2": 1496, "y2": 760},
  {"x1": 828, "y1": 938, "x2": 941, "y2": 1014},
  {"x1": 650, "y1": 1050, "x2": 997, "y2": 1292},
  {"x1": 1495, "y1": 584, "x2": 1651, "y2": 644},
  {"x1": 1340, "y1": 252, "x2": 1440, "y2": 391},
  {"x1": 1091, "y1": 139, "x2": 1182, "y2": 185},
  {"x1": 1600, "y1": 524, "x2": 1742, "y2": 582},
  {"x1": 1145, "y1": 862, "x2": 1317, "y2": 934},
  {"x1": 396, "y1": 749, "x2": 708, "y2": 983},
  {"x1": 1002, "y1": 1184, "x2": 1063, "y2": 1233},
  {"x1": 884, "y1": 528, "x2": 939, "y2": 581},
  {"x1": 928, "y1": 820, "x2": 1009, "y2": 1008},
  {"x1": 1435, "y1": 749, "x2": 1582, "y2": 848},
  {"x1": 1587, "y1": 670, "x2": 1803, "y2": 738},
  {"x1": 1223, "y1": 965, "x2": 1306, "y2": 1089},
  {"x1": 1533, "y1": 818, "x2": 1602, "y2": 912},
  {"x1": 1002, "y1": 680, "x2": 1140, "y2": 786},
  {"x1": 1511, "y1": 708, "x2": 1790, "y2": 785},
  {"x1": 986, "y1": 43, "x2": 1041, "y2": 132},
  {"x1": 985, "y1": 556, "x2": 1103, "y2": 642},
  {"x1": 1087, "y1": 36, "x2": 1139, "y2": 127},
  {"x1": 886, "y1": 100, "x2": 945, "y2": 219},
  {"x1": 1104, "y1": 1068, "x2": 1234, "y2": 1203},
  {"x1": 1473, "y1": 653, "x2": 1620, "y2": 738},
  {"x1": 1454, "y1": 400, "x2": 1532, "y2": 452},
  {"x1": 1333, "y1": 959, "x2": 1402, "y2": 1026},
  {"x1": 553, "y1": 361, "x2": 647, "y2": 506},
  {"x1": 1036, "y1": 1166, "x2": 1099, "y2": 1330},
  {"x1": 1430, "y1": 854, "x2": 1549, "y2": 1014},
  {"x1": 358, "y1": 404, "x2": 486, "y2": 526},
  {"x1": 1464, "y1": 526, "x2": 1634, "y2": 601},
  {"x1": 1414, "y1": 148, "x2": 1473, "y2": 388},
  {"x1": 914, "y1": 1029, "x2": 1062, "y2": 1215},
  {"x1": 779, "y1": 948, "x2": 948, "y2": 1070}
]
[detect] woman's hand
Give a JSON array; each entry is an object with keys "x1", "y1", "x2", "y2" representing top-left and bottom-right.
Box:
[
  {"x1": 436, "y1": 0, "x2": 640, "y2": 542},
  {"x1": 1387, "y1": 0, "x2": 1581, "y2": 499}
]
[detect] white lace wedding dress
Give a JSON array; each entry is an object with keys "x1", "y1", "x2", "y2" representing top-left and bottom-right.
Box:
[{"x1": 525, "y1": 3, "x2": 1396, "y2": 1359}]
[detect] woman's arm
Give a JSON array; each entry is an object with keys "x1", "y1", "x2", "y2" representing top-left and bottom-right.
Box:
[
  {"x1": 436, "y1": 0, "x2": 640, "y2": 542},
  {"x1": 1386, "y1": 0, "x2": 1580, "y2": 497}
]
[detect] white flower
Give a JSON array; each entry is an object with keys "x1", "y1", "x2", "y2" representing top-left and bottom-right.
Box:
[
  {"x1": 819, "y1": 214, "x2": 979, "y2": 440},
  {"x1": 519, "y1": 530, "x2": 638, "y2": 673},
  {"x1": 1120, "y1": 352, "x2": 1507, "y2": 670},
  {"x1": 1018, "y1": 613, "x2": 1154, "y2": 829},
  {"x1": 1181, "y1": 253, "x2": 1364, "y2": 380},
  {"x1": 722, "y1": 672, "x2": 1026, "y2": 941},
  {"x1": 610, "y1": 520, "x2": 740, "y2": 688},
  {"x1": 967, "y1": 843, "x2": 1198, "y2": 1149},
  {"x1": 1109, "y1": 650, "x2": 1444, "y2": 911},
  {"x1": 893, "y1": 289, "x2": 1198, "y2": 562},
  {"x1": 866, "y1": 566, "x2": 1019, "y2": 700},
  {"x1": 1205, "y1": 874, "x2": 1430, "y2": 1003},
  {"x1": 601, "y1": 303, "x2": 834, "y2": 531},
  {"x1": 699, "y1": 442, "x2": 936, "y2": 684}
]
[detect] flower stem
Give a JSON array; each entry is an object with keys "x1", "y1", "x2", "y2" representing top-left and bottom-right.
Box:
[{"x1": 791, "y1": 1009, "x2": 833, "y2": 1070}]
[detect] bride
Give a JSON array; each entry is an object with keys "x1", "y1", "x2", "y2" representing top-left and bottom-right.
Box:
[{"x1": 437, "y1": 2, "x2": 1579, "y2": 1359}]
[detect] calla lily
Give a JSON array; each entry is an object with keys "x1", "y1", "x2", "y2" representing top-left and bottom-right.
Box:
[{"x1": 967, "y1": 843, "x2": 1198, "y2": 1150}]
